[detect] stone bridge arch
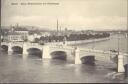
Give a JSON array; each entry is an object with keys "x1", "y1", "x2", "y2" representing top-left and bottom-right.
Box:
[
  {"x1": 1, "y1": 42, "x2": 9, "y2": 51},
  {"x1": 10, "y1": 42, "x2": 23, "y2": 48},
  {"x1": 50, "y1": 51, "x2": 67, "y2": 60},
  {"x1": 1, "y1": 45, "x2": 8, "y2": 51},
  {"x1": 11, "y1": 46, "x2": 23, "y2": 54},
  {"x1": 23, "y1": 43, "x2": 43, "y2": 58},
  {"x1": 27, "y1": 48, "x2": 43, "y2": 58},
  {"x1": 8, "y1": 43, "x2": 23, "y2": 53},
  {"x1": 76, "y1": 48, "x2": 112, "y2": 64},
  {"x1": 1, "y1": 42, "x2": 9, "y2": 46},
  {"x1": 43, "y1": 45, "x2": 76, "y2": 61}
]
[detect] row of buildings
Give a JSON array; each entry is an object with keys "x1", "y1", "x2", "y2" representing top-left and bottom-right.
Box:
[
  {"x1": 1, "y1": 25, "x2": 111, "y2": 43},
  {"x1": 1, "y1": 25, "x2": 51, "y2": 42},
  {"x1": 1, "y1": 25, "x2": 76, "y2": 42}
]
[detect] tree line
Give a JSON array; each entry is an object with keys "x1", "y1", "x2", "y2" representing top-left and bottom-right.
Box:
[{"x1": 37, "y1": 32, "x2": 110, "y2": 43}]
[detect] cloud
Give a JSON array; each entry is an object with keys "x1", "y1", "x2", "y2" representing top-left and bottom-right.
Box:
[{"x1": 1, "y1": 0, "x2": 127, "y2": 30}]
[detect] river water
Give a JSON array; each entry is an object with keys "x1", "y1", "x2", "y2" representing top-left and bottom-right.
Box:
[{"x1": 0, "y1": 34, "x2": 128, "y2": 83}]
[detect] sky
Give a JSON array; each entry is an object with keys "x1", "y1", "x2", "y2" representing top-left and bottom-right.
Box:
[{"x1": 1, "y1": 0, "x2": 127, "y2": 31}]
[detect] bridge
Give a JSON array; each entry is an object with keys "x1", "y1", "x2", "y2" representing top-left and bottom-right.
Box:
[{"x1": 1, "y1": 42, "x2": 128, "y2": 72}]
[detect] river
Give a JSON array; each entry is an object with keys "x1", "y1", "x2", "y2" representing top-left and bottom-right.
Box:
[{"x1": 0, "y1": 34, "x2": 128, "y2": 83}]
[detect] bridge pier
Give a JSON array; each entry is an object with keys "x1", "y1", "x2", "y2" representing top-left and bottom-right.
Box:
[
  {"x1": 117, "y1": 54, "x2": 125, "y2": 73},
  {"x1": 75, "y1": 48, "x2": 81, "y2": 64},
  {"x1": 23, "y1": 43, "x2": 29, "y2": 58},
  {"x1": 42, "y1": 45, "x2": 51, "y2": 59},
  {"x1": 8, "y1": 43, "x2": 13, "y2": 55}
]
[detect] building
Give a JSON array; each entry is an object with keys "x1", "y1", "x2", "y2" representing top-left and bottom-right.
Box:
[
  {"x1": 5, "y1": 25, "x2": 29, "y2": 42},
  {"x1": 14, "y1": 28, "x2": 29, "y2": 40},
  {"x1": 8, "y1": 32, "x2": 24, "y2": 42},
  {"x1": 8, "y1": 26, "x2": 29, "y2": 42},
  {"x1": 1, "y1": 35, "x2": 8, "y2": 42},
  {"x1": 28, "y1": 35, "x2": 35, "y2": 42},
  {"x1": 14, "y1": 28, "x2": 28, "y2": 35},
  {"x1": 41, "y1": 32, "x2": 51, "y2": 37},
  {"x1": 1, "y1": 28, "x2": 10, "y2": 42}
]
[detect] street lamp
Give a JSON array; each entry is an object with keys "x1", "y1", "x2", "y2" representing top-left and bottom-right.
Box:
[{"x1": 117, "y1": 31, "x2": 120, "y2": 55}]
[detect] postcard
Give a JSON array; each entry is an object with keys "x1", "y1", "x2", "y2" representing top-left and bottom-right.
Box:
[{"x1": 0, "y1": 0, "x2": 128, "y2": 83}]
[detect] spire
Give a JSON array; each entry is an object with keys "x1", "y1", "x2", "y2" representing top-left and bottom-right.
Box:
[
  {"x1": 57, "y1": 19, "x2": 58, "y2": 33},
  {"x1": 60, "y1": 26, "x2": 61, "y2": 32},
  {"x1": 16, "y1": 23, "x2": 19, "y2": 28}
]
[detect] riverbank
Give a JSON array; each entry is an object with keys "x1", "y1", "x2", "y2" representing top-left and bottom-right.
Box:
[
  {"x1": 45, "y1": 37, "x2": 110, "y2": 45},
  {"x1": 66, "y1": 37, "x2": 110, "y2": 45}
]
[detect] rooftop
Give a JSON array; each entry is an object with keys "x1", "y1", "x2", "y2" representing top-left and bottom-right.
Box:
[
  {"x1": 8, "y1": 32, "x2": 21, "y2": 35},
  {"x1": 14, "y1": 27, "x2": 28, "y2": 31}
]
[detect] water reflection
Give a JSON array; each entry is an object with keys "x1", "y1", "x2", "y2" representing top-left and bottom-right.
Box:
[
  {"x1": 12, "y1": 46, "x2": 23, "y2": 54},
  {"x1": 1, "y1": 45, "x2": 8, "y2": 51},
  {"x1": 27, "y1": 48, "x2": 42, "y2": 59},
  {"x1": 0, "y1": 51, "x2": 127, "y2": 83},
  {"x1": 81, "y1": 56, "x2": 95, "y2": 65},
  {"x1": 51, "y1": 51, "x2": 67, "y2": 60}
]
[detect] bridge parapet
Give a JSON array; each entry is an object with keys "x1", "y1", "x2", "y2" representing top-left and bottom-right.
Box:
[
  {"x1": 10, "y1": 42, "x2": 24, "y2": 45},
  {"x1": 45, "y1": 42, "x2": 63, "y2": 45},
  {"x1": 79, "y1": 47, "x2": 128, "y2": 55},
  {"x1": 26, "y1": 42, "x2": 39, "y2": 46},
  {"x1": 78, "y1": 48, "x2": 112, "y2": 62},
  {"x1": 1, "y1": 42, "x2": 9, "y2": 45},
  {"x1": 49, "y1": 45, "x2": 75, "y2": 50},
  {"x1": 23, "y1": 43, "x2": 43, "y2": 49},
  {"x1": 79, "y1": 47, "x2": 128, "y2": 63}
]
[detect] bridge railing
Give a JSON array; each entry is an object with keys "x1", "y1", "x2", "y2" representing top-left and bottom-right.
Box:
[
  {"x1": 79, "y1": 47, "x2": 128, "y2": 55},
  {"x1": 49, "y1": 45, "x2": 76, "y2": 50},
  {"x1": 45, "y1": 42, "x2": 63, "y2": 45},
  {"x1": 26, "y1": 42, "x2": 40, "y2": 46},
  {"x1": 11, "y1": 42, "x2": 24, "y2": 45},
  {"x1": 1, "y1": 42, "x2": 9, "y2": 44}
]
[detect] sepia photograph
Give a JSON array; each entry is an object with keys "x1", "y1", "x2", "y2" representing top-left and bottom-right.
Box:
[{"x1": 0, "y1": 0, "x2": 128, "y2": 83}]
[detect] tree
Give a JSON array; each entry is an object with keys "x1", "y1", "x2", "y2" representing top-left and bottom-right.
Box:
[{"x1": 34, "y1": 38, "x2": 40, "y2": 43}]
